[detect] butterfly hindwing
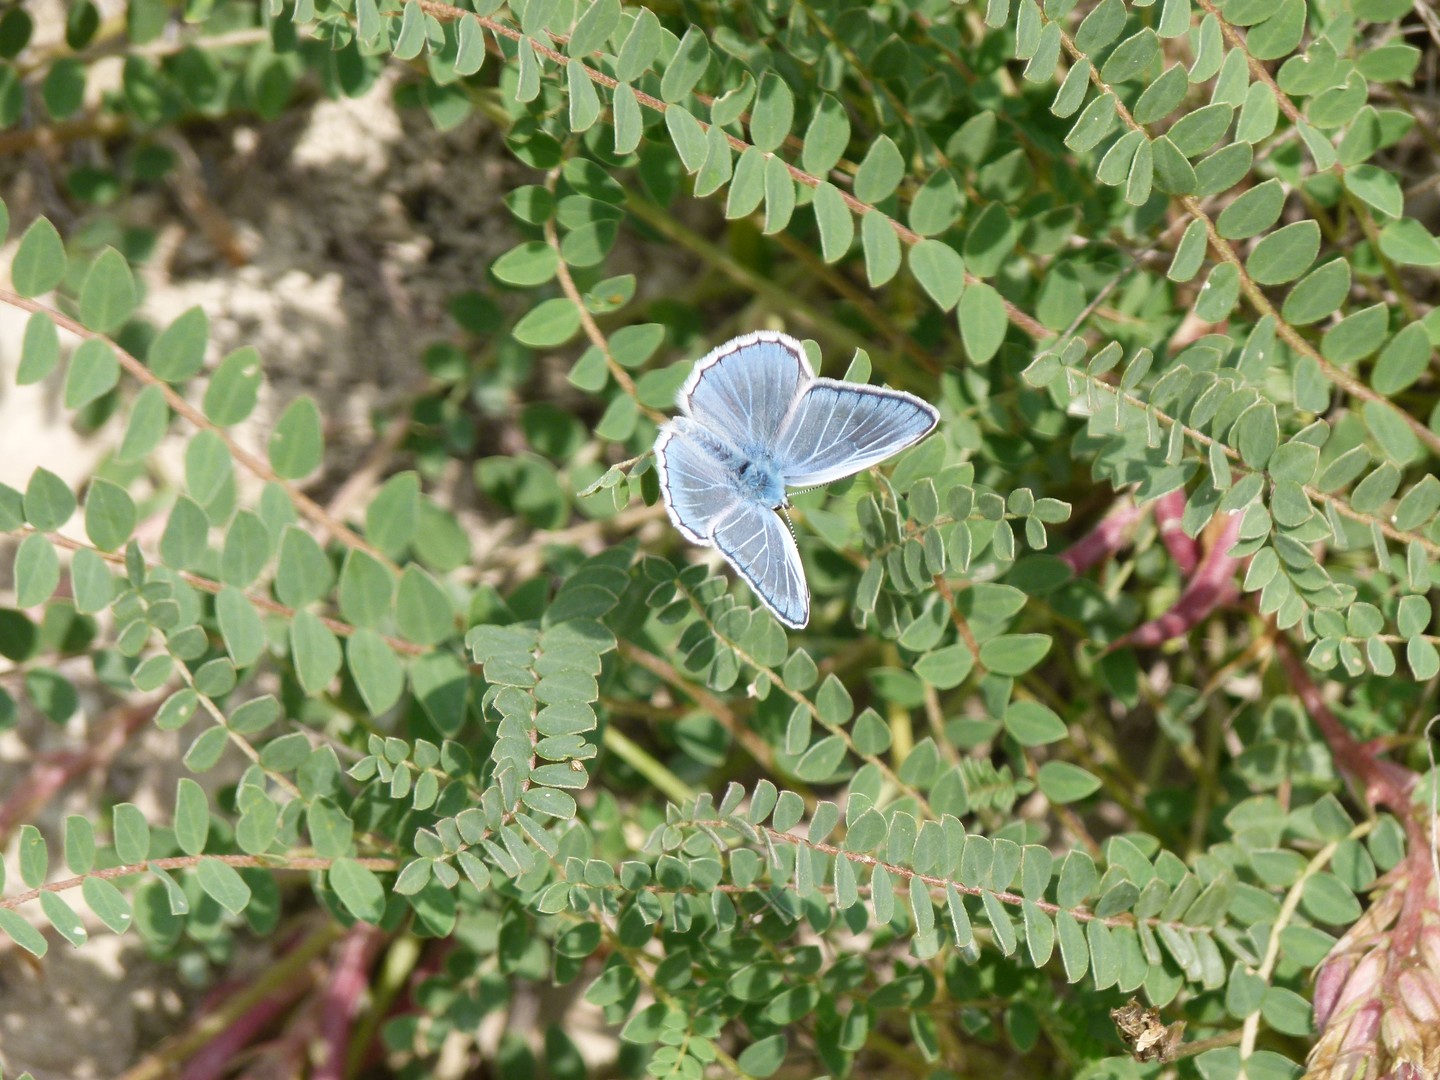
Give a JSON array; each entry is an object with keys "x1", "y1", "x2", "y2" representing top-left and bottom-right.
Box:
[
  {"x1": 679, "y1": 331, "x2": 813, "y2": 452},
  {"x1": 711, "y1": 501, "x2": 809, "y2": 629},
  {"x1": 653, "y1": 419, "x2": 740, "y2": 545},
  {"x1": 774, "y1": 380, "x2": 939, "y2": 489}
]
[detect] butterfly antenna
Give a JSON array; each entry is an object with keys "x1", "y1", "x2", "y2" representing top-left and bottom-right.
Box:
[{"x1": 781, "y1": 504, "x2": 798, "y2": 540}]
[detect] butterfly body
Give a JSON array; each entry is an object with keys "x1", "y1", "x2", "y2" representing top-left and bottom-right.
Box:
[{"x1": 654, "y1": 331, "x2": 939, "y2": 628}]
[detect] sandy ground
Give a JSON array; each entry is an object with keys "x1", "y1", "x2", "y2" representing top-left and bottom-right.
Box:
[{"x1": 0, "y1": 67, "x2": 521, "y2": 1078}]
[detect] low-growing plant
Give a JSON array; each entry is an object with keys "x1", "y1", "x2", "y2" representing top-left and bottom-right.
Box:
[{"x1": 1, "y1": 0, "x2": 1437, "y2": 1077}]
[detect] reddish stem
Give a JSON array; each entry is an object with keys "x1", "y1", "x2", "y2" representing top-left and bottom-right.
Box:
[
  {"x1": 0, "y1": 700, "x2": 155, "y2": 848},
  {"x1": 1061, "y1": 499, "x2": 1148, "y2": 574},
  {"x1": 1116, "y1": 513, "x2": 1242, "y2": 649},
  {"x1": 314, "y1": 924, "x2": 388, "y2": 1080},
  {"x1": 179, "y1": 981, "x2": 306, "y2": 1080},
  {"x1": 1152, "y1": 489, "x2": 1199, "y2": 574}
]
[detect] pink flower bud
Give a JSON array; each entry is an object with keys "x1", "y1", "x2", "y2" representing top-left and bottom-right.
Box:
[
  {"x1": 1419, "y1": 923, "x2": 1440, "y2": 978},
  {"x1": 1331, "y1": 950, "x2": 1387, "y2": 1022},
  {"x1": 1396, "y1": 969, "x2": 1440, "y2": 1023},
  {"x1": 1314, "y1": 955, "x2": 1356, "y2": 1028},
  {"x1": 1341, "y1": 1001, "x2": 1382, "y2": 1053}
]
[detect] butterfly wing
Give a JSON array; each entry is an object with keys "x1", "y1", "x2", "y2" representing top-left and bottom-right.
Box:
[
  {"x1": 653, "y1": 419, "x2": 742, "y2": 545},
  {"x1": 774, "y1": 381, "x2": 939, "y2": 489},
  {"x1": 712, "y1": 500, "x2": 809, "y2": 628},
  {"x1": 678, "y1": 331, "x2": 814, "y2": 451}
]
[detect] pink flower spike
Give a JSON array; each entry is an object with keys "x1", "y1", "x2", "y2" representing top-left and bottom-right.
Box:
[
  {"x1": 1114, "y1": 512, "x2": 1242, "y2": 649},
  {"x1": 1152, "y1": 489, "x2": 1199, "y2": 574},
  {"x1": 1061, "y1": 498, "x2": 1147, "y2": 574}
]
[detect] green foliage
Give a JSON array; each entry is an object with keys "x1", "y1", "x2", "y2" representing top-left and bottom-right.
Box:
[{"x1": 1, "y1": 0, "x2": 1437, "y2": 1077}]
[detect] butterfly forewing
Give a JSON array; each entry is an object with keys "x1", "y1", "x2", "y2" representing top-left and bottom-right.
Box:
[
  {"x1": 680, "y1": 331, "x2": 814, "y2": 451},
  {"x1": 774, "y1": 381, "x2": 939, "y2": 489},
  {"x1": 711, "y1": 501, "x2": 809, "y2": 628}
]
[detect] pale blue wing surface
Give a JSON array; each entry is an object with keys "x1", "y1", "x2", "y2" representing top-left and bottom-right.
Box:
[
  {"x1": 712, "y1": 501, "x2": 809, "y2": 628},
  {"x1": 654, "y1": 419, "x2": 739, "y2": 545},
  {"x1": 774, "y1": 381, "x2": 939, "y2": 489},
  {"x1": 678, "y1": 331, "x2": 813, "y2": 452}
]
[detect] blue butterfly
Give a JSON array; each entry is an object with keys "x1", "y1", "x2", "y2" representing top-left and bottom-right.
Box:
[{"x1": 654, "y1": 331, "x2": 940, "y2": 628}]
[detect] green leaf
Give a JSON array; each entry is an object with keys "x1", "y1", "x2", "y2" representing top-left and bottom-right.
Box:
[
  {"x1": 196, "y1": 857, "x2": 252, "y2": 914},
  {"x1": 221, "y1": 509, "x2": 272, "y2": 587},
  {"x1": 274, "y1": 525, "x2": 334, "y2": 607},
  {"x1": 1246, "y1": 220, "x2": 1320, "y2": 284},
  {"x1": 1064, "y1": 92, "x2": 1117, "y2": 153},
  {"x1": 612, "y1": 82, "x2": 642, "y2": 155},
  {"x1": 112, "y1": 802, "x2": 150, "y2": 863},
  {"x1": 979, "y1": 634, "x2": 1051, "y2": 675},
  {"x1": 1168, "y1": 104, "x2": 1234, "y2": 157},
  {"x1": 1132, "y1": 64, "x2": 1187, "y2": 125},
  {"x1": 63, "y1": 338, "x2": 119, "y2": 410},
  {"x1": 736, "y1": 1035, "x2": 787, "y2": 1078},
  {"x1": 81, "y1": 876, "x2": 133, "y2": 934},
  {"x1": 12, "y1": 216, "x2": 65, "y2": 297},
  {"x1": 801, "y1": 93, "x2": 849, "y2": 176},
  {"x1": 118, "y1": 384, "x2": 170, "y2": 462},
  {"x1": 19, "y1": 824, "x2": 48, "y2": 886},
  {"x1": 16, "y1": 312, "x2": 59, "y2": 385},
  {"x1": 1005, "y1": 701, "x2": 1067, "y2": 745},
  {"x1": 1217, "y1": 178, "x2": 1284, "y2": 239},
  {"x1": 763, "y1": 153, "x2": 796, "y2": 234},
  {"x1": 812, "y1": 182, "x2": 854, "y2": 263},
  {"x1": 160, "y1": 494, "x2": 210, "y2": 570},
  {"x1": 391, "y1": 0, "x2": 426, "y2": 60},
  {"x1": 1344, "y1": 164, "x2": 1403, "y2": 218},
  {"x1": 613, "y1": 6, "x2": 659, "y2": 84},
  {"x1": 750, "y1": 71, "x2": 794, "y2": 153},
  {"x1": 84, "y1": 478, "x2": 136, "y2": 551},
  {"x1": 566, "y1": 59, "x2": 600, "y2": 132},
  {"x1": 454, "y1": 15, "x2": 485, "y2": 74},
  {"x1": 1246, "y1": 0, "x2": 1305, "y2": 61},
  {"x1": 330, "y1": 857, "x2": 386, "y2": 922},
  {"x1": 203, "y1": 346, "x2": 263, "y2": 426},
  {"x1": 659, "y1": 24, "x2": 709, "y2": 103},
  {"x1": 366, "y1": 471, "x2": 420, "y2": 559},
  {"x1": 1101, "y1": 29, "x2": 1159, "y2": 84},
  {"x1": 267, "y1": 395, "x2": 323, "y2": 480},
  {"x1": 796, "y1": 735, "x2": 848, "y2": 781},
  {"x1": 339, "y1": 549, "x2": 394, "y2": 629},
  {"x1": 958, "y1": 281, "x2": 1007, "y2": 363},
  {"x1": 568, "y1": 0, "x2": 617, "y2": 57},
  {"x1": 174, "y1": 778, "x2": 210, "y2": 855},
  {"x1": 25, "y1": 467, "x2": 75, "y2": 531},
  {"x1": 1371, "y1": 323, "x2": 1430, "y2": 394},
  {"x1": 291, "y1": 610, "x2": 342, "y2": 694},
  {"x1": 1378, "y1": 218, "x2": 1440, "y2": 267},
  {"x1": 1282, "y1": 258, "x2": 1350, "y2": 325},
  {"x1": 147, "y1": 307, "x2": 210, "y2": 382},
  {"x1": 854, "y1": 135, "x2": 904, "y2": 203},
  {"x1": 1038, "y1": 761, "x2": 1102, "y2": 803},
  {"x1": 663, "y1": 102, "x2": 710, "y2": 173},
  {"x1": 78, "y1": 247, "x2": 137, "y2": 333},
  {"x1": 909, "y1": 239, "x2": 966, "y2": 311},
  {"x1": 71, "y1": 548, "x2": 114, "y2": 613},
  {"x1": 1322, "y1": 303, "x2": 1388, "y2": 365},
  {"x1": 396, "y1": 565, "x2": 455, "y2": 645},
  {"x1": 513, "y1": 298, "x2": 581, "y2": 347},
  {"x1": 0, "y1": 908, "x2": 49, "y2": 957},
  {"x1": 348, "y1": 628, "x2": 405, "y2": 715},
  {"x1": 14, "y1": 533, "x2": 60, "y2": 607},
  {"x1": 217, "y1": 586, "x2": 266, "y2": 667},
  {"x1": 491, "y1": 241, "x2": 558, "y2": 287}
]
